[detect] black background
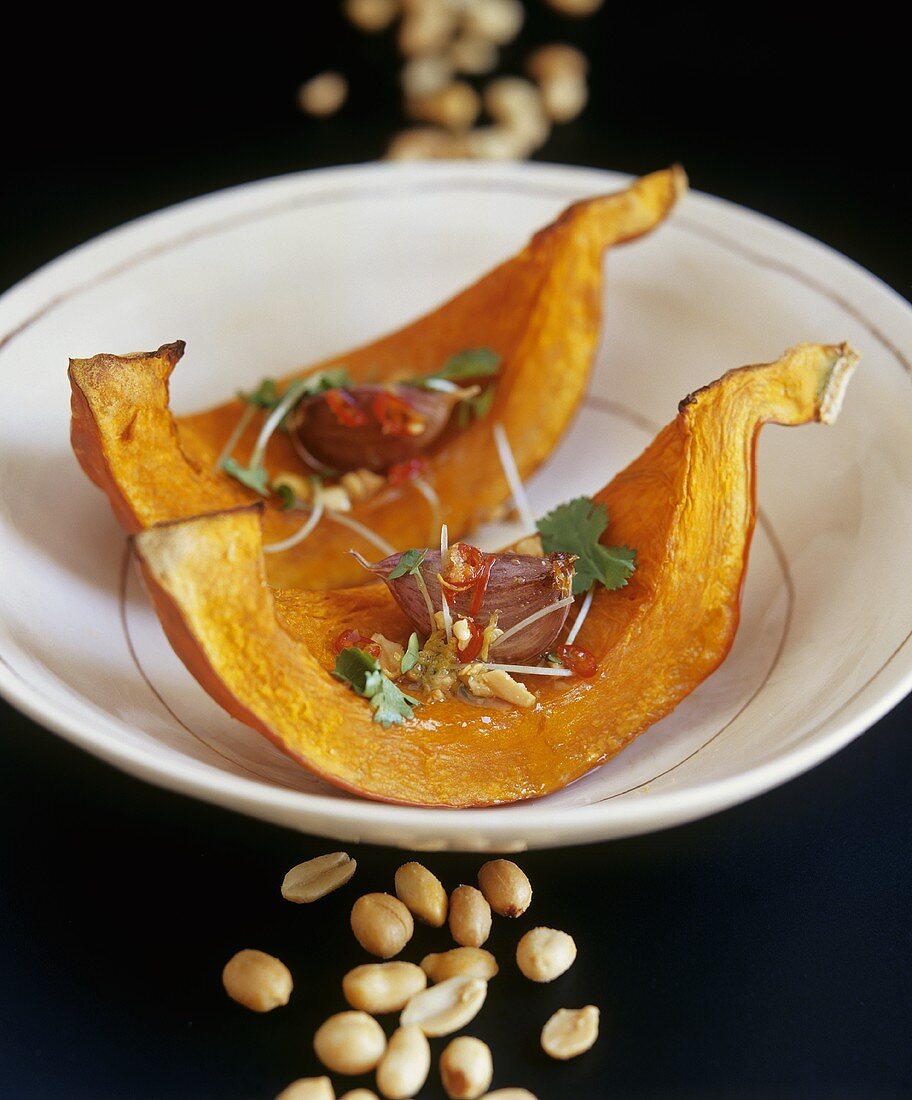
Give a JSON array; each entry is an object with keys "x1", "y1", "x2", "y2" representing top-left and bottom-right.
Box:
[{"x1": 1, "y1": 6, "x2": 910, "y2": 1098}]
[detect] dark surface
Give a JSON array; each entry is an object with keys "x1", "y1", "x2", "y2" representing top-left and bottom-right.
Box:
[{"x1": 1, "y1": 9, "x2": 910, "y2": 1099}]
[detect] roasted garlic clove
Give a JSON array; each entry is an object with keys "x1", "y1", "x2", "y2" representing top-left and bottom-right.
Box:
[
  {"x1": 365, "y1": 549, "x2": 574, "y2": 664},
  {"x1": 288, "y1": 384, "x2": 465, "y2": 473}
]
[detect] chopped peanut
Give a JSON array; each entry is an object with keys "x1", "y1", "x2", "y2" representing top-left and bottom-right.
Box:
[
  {"x1": 482, "y1": 669, "x2": 535, "y2": 708},
  {"x1": 511, "y1": 534, "x2": 544, "y2": 556},
  {"x1": 273, "y1": 471, "x2": 313, "y2": 503},
  {"x1": 341, "y1": 467, "x2": 386, "y2": 502},
  {"x1": 372, "y1": 633, "x2": 405, "y2": 678},
  {"x1": 320, "y1": 486, "x2": 352, "y2": 513},
  {"x1": 452, "y1": 618, "x2": 473, "y2": 651}
]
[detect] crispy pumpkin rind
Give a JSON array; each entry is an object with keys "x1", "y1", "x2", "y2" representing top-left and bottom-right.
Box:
[
  {"x1": 132, "y1": 343, "x2": 858, "y2": 807},
  {"x1": 70, "y1": 167, "x2": 686, "y2": 589}
]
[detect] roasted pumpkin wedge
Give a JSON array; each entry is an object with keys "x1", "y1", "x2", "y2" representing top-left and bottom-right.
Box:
[
  {"x1": 70, "y1": 166, "x2": 686, "y2": 590},
  {"x1": 131, "y1": 343, "x2": 857, "y2": 807}
]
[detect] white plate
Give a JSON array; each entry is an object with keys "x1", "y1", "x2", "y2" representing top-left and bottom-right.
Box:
[{"x1": 1, "y1": 161, "x2": 910, "y2": 851}]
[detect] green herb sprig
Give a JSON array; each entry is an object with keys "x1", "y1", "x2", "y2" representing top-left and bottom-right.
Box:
[
  {"x1": 333, "y1": 646, "x2": 421, "y2": 728},
  {"x1": 537, "y1": 497, "x2": 636, "y2": 595}
]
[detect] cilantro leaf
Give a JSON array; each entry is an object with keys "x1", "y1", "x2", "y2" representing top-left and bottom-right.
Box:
[
  {"x1": 333, "y1": 646, "x2": 380, "y2": 696},
  {"x1": 239, "y1": 378, "x2": 280, "y2": 409},
  {"x1": 333, "y1": 646, "x2": 420, "y2": 727},
  {"x1": 413, "y1": 347, "x2": 500, "y2": 389},
  {"x1": 220, "y1": 456, "x2": 271, "y2": 496},
  {"x1": 388, "y1": 548, "x2": 427, "y2": 580},
  {"x1": 298, "y1": 366, "x2": 351, "y2": 396},
  {"x1": 364, "y1": 670, "x2": 422, "y2": 729},
  {"x1": 457, "y1": 384, "x2": 496, "y2": 428},
  {"x1": 537, "y1": 497, "x2": 637, "y2": 595},
  {"x1": 400, "y1": 632, "x2": 421, "y2": 674}
]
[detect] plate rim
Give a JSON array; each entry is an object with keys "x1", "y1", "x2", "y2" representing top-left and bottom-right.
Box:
[{"x1": 2, "y1": 158, "x2": 911, "y2": 848}]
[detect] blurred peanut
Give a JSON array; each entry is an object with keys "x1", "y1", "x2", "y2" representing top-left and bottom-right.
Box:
[
  {"x1": 298, "y1": 72, "x2": 349, "y2": 117},
  {"x1": 463, "y1": 0, "x2": 525, "y2": 45},
  {"x1": 449, "y1": 33, "x2": 499, "y2": 75},
  {"x1": 407, "y1": 81, "x2": 481, "y2": 131},
  {"x1": 222, "y1": 949, "x2": 292, "y2": 1012},
  {"x1": 482, "y1": 78, "x2": 550, "y2": 154},
  {"x1": 400, "y1": 55, "x2": 454, "y2": 98},
  {"x1": 344, "y1": 0, "x2": 399, "y2": 32},
  {"x1": 399, "y1": 0, "x2": 455, "y2": 56},
  {"x1": 544, "y1": 0, "x2": 604, "y2": 13},
  {"x1": 386, "y1": 127, "x2": 467, "y2": 161},
  {"x1": 341, "y1": 467, "x2": 385, "y2": 502},
  {"x1": 440, "y1": 1036, "x2": 493, "y2": 1099},
  {"x1": 526, "y1": 44, "x2": 589, "y2": 122}
]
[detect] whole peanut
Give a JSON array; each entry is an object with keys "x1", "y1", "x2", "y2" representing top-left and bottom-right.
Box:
[
  {"x1": 477, "y1": 860, "x2": 531, "y2": 917},
  {"x1": 449, "y1": 886, "x2": 492, "y2": 947},
  {"x1": 222, "y1": 949, "x2": 292, "y2": 1012},
  {"x1": 351, "y1": 893, "x2": 415, "y2": 958}
]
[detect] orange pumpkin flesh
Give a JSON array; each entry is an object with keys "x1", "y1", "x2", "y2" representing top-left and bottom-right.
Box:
[
  {"x1": 70, "y1": 167, "x2": 686, "y2": 590},
  {"x1": 132, "y1": 343, "x2": 858, "y2": 807}
]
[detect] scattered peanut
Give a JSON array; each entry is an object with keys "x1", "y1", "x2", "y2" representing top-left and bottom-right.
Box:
[
  {"x1": 480, "y1": 1092, "x2": 538, "y2": 1099},
  {"x1": 395, "y1": 862, "x2": 449, "y2": 926},
  {"x1": 343, "y1": 0, "x2": 399, "y2": 33},
  {"x1": 525, "y1": 44, "x2": 589, "y2": 123},
  {"x1": 282, "y1": 852, "x2": 357, "y2": 904},
  {"x1": 398, "y1": 0, "x2": 455, "y2": 56},
  {"x1": 408, "y1": 82, "x2": 481, "y2": 131},
  {"x1": 319, "y1": 484, "x2": 352, "y2": 513},
  {"x1": 351, "y1": 893, "x2": 415, "y2": 957},
  {"x1": 449, "y1": 33, "x2": 499, "y2": 75},
  {"x1": 275, "y1": 1079, "x2": 335, "y2": 1100},
  {"x1": 544, "y1": 0, "x2": 604, "y2": 13},
  {"x1": 386, "y1": 126, "x2": 466, "y2": 161},
  {"x1": 340, "y1": 1092, "x2": 379, "y2": 1100},
  {"x1": 421, "y1": 947, "x2": 499, "y2": 983},
  {"x1": 340, "y1": 467, "x2": 386, "y2": 502},
  {"x1": 480, "y1": 668, "x2": 536, "y2": 708},
  {"x1": 477, "y1": 859, "x2": 532, "y2": 917},
  {"x1": 463, "y1": 0, "x2": 525, "y2": 45},
  {"x1": 372, "y1": 633, "x2": 406, "y2": 679},
  {"x1": 449, "y1": 885, "x2": 492, "y2": 947},
  {"x1": 375, "y1": 1025, "x2": 431, "y2": 1099},
  {"x1": 272, "y1": 471, "x2": 313, "y2": 503},
  {"x1": 297, "y1": 72, "x2": 349, "y2": 118},
  {"x1": 540, "y1": 1005, "x2": 600, "y2": 1060},
  {"x1": 482, "y1": 78, "x2": 550, "y2": 155},
  {"x1": 440, "y1": 1036, "x2": 494, "y2": 1099},
  {"x1": 400, "y1": 975, "x2": 488, "y2": 1036},
  {"x1": 400, "y1": 55, "x2": 454, "y2": 99},
  {"x1": 516, "y1": 927, "x2": 577, "y2": 982},
  {"x1": 314, "y1": 1011, "x2": 387, "y2": 1075},
  {"x1": 222, "y1": 949, "x2": 292, "y2": 1012},
  {"x1": 343, "y1": 961, "x2": 428, "y2": 1014}
]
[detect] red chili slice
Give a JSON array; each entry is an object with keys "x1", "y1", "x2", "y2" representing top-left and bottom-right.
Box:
[
  {"x1": 325, "y1": 389, "x2": 368, "y2": 428},
  {"x1": 372, "y1": 391, "x2": 426, "y2": 437},
  {"x1": 455, "y1": 620, "x2": 484, "y2": 664},
  {"x1": 388, "y1": 456, "x2": 428, "y2": 485},
  {"x1": 333, "y1": 629, "x2": 381, "y2": 659},
  {"x1": 556, "y1": 643, "x2": 598, "y2": 678},
  {"x1": 440, "y1": 542, "x2": 486, "y2": 592},
  {"x1": 468, "y1": 554, "x2": 494, "y2": 617}
]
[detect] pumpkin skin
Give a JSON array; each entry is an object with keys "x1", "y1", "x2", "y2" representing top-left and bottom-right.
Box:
[
  {"x1": 69, "y1": 167, "x2": 686, "y2": 590},
  {"x1": 131, "y1": 343, "x2": 858, "y2": 807}
]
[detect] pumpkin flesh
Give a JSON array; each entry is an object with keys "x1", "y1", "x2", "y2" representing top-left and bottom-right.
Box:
[
  {"x1": 70, "y1": 167, "x2": 686, "y2": 589},
  {"x1": 133, "y1": 343, "x2": 858, "y2": 807}
]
